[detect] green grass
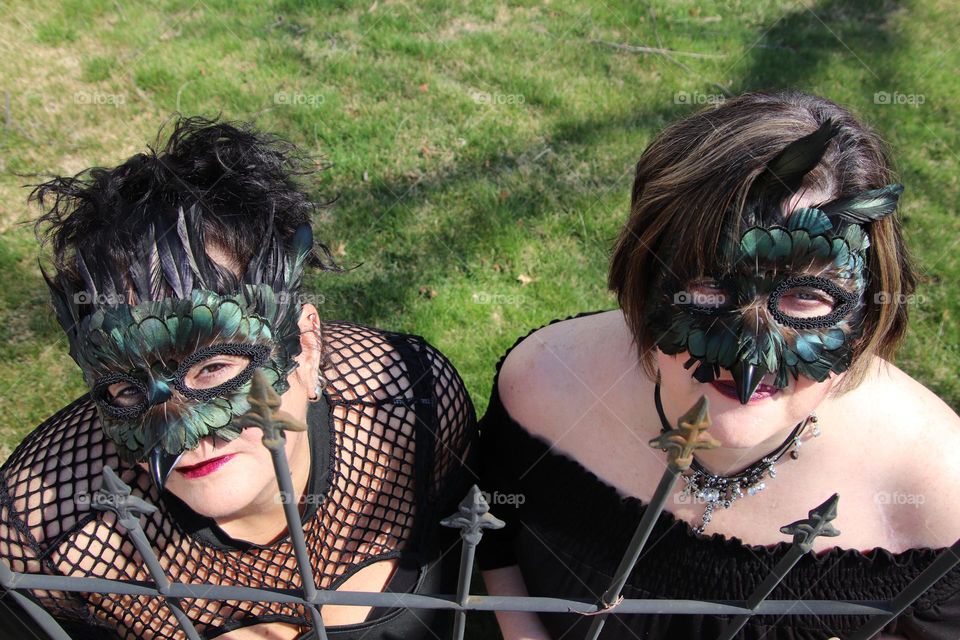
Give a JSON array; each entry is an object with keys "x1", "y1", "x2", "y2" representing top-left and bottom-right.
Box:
[{"x1": 1, "y1": 0, "x2": 958, "y2": 453}]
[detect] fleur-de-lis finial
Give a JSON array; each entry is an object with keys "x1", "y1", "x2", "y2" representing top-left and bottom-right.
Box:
[
  {"x1": 648, "y1": 395, "x2": 720, "y2": 472},
  {"x1": 780, "y1": 493, "x2": 841, "y2": 552},
  {"x1": 92, "y1": 466, "x2": 158, "y2": 529},
  {"x1": 441, "y1": 485, "x2": 506, "y2": 545},
  {"x1": 229, "y1": 369, "x2": 308, "y2": 448}
]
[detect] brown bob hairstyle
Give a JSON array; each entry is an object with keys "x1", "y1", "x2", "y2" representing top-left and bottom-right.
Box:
[{"x1": 608, "y1": 90, "x2": 918, "y2": 394}]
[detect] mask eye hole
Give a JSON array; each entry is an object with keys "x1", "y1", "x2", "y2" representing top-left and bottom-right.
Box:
[
  {"x1": 173, "y1": 343, "x2": 271, "y2": 400},
  {"x1": 678, "y1": 279, "x2": 735, "y2": 312},
  {"x1": 107, "y1": 382, "x2": 146, "y2": 407},
  {"x1": 182, "y1": 354, "x2": 253, "y2": 390},
  {"x1": 768, "y1": 275, "x2": 856, "y2": 329},
  {"x1": 773, "y1": 285, "x2": 837, "y2": 318},
  {"x1": 92, "y1": 373, "x2": 148, "y2": 418}
]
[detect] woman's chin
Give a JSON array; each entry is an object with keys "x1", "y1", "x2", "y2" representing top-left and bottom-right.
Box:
[{"x1": 167, "y1": 471, "x2": 265, "y2": 518}]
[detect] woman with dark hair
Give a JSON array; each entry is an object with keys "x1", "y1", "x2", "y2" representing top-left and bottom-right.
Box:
[
  {"x1": 0, "y1": 117, "x2": 476, "y2": 639},
  {"x1": 478, "y1": 91, "x2": 960, "y2": 639}
]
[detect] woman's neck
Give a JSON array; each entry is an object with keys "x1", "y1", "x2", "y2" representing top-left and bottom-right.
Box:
[{"x1": 690, "y1": 421, "x2": 802, "y2": 476}]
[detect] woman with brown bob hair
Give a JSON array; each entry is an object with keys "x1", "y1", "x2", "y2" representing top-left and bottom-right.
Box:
[{"x1": 477, "y1": 91, "x2": 960, "y2": 639}]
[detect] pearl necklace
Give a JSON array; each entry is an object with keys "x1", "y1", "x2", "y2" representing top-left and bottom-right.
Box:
[{"x1": 654, "y1": 382, "x2": 821, "y2": 534}]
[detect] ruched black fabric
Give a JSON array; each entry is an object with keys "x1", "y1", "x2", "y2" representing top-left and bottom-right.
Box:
[{"x1": 477, "y1": 311, "x2": 960, "y2": 640}]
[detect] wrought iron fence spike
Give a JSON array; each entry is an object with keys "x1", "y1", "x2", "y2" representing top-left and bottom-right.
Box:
[
  {"x1": 584, "y1": 395, "x2": 716, "y2": 640},
  {"x1": 779, "y1": 493, "x2": 841, "y2": 552},
  {"x1": 648, "y1": 394, "x2": 720, "y2": 472},
  {"x1": 442, "y1": 485, "x2": 505, "y2": 640},
  {"x1": 715, "y1": 494, "x2": 842, "y2": 640},
  {"x1": 93, "y1": 466, "x2": 158, "y2": 528},
  {"x1": 441, "y1": 485, "x2": 505, "y2": 543},
  {"x1": 91, "y1": 466, "x2": 203, "y2": 639},
  {"x1": 230, "y1": 368, "x2": 327, "y2": 639}
]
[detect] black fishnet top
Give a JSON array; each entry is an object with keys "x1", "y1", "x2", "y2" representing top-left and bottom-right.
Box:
[
  {"x1": 477, "y1": 312, "x2": 960, "y2": 640},
  {"x1": 0, "y1": 320, "x2": 477, "y2": 639}
]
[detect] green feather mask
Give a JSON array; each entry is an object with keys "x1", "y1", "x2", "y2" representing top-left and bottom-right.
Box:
[
  {"x1": 41, "y1": 205, "x2": 314, "y2": 489},
  {"x1": 645, "y1": 120, "x2": 904, "y2": 404}
]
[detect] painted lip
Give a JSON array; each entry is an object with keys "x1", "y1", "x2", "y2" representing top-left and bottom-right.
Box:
[
  {"x1": 176, "y1": 454, "x2": 236, "y2": 479},
  {"x1": 709, "y1": 380, "x2": 780, "y2": 403}
]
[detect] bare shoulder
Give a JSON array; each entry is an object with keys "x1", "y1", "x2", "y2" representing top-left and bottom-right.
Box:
[
  {"x1": 849, "y1": 356, "x2": 960, "y2": 439},
  {"x1": 840, "y1": 357, "x2": 960, "y2": 547},
  {"x1": 497, "y1": 310, "x2": 638, "y2": 441}
]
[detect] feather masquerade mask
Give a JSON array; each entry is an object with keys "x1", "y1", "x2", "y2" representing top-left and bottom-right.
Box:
[
  {"x1": 645, "y1": 119, "x2": 904, "y2": 404},
  {"x1": 41, "y1": 205, "x2": 312, "y2": 489}
]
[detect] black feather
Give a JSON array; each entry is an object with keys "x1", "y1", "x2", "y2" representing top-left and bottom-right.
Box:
[
  {"x1": 752, "y1": 119, "x2": 840, "y2": 222},
  {"x1": 820, "y1": 184, "x2": 904, "y2": 225}
]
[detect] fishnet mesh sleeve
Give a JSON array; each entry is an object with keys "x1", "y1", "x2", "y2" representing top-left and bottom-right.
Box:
[
  {"x1": 0, "y1": 396, "x2": 122, "y2": 635},
  {"x1": 419, "y1": 338, "x2": 478, "y2": 520},
  {"x1": 0, "y1": 321, "x2": 477, "y2": 639}
]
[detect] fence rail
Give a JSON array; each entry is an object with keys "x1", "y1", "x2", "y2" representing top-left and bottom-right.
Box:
[{"x1": 2, "y1": 371, "x2": 956, "y2": 640}]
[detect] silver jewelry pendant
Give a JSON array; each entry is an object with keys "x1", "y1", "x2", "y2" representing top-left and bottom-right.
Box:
[{"x1": 684, "y1": 412, "x2": 819, "y2": 534}]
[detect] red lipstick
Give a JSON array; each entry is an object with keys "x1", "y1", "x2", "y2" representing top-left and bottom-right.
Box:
[{"x1": 176, "y1": 454, "x2": 236, "y2": 479}]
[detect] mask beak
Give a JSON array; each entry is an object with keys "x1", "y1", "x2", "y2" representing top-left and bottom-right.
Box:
[
  {"x1": 730, "y1": 362, "x2": 767, "y2": 405},
  {"x1": 148, "y1": 446, "x2": 185, "y2": 491}
]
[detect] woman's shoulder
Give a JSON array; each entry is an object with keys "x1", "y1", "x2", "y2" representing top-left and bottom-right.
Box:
[
  {"x1": 837, "y1": 356, "x2": 960, "y2": 548},
  {"x1": 495, "y1": 309, "x2": 636, "y2": 440},
  {"x1": 840, "y1": 355, "x2": 960, "y2": 446}
]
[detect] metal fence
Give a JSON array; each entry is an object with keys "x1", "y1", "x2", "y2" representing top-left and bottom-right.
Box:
[{"x1": 1, "y1": 370, "x2": 956, "y2": 640}]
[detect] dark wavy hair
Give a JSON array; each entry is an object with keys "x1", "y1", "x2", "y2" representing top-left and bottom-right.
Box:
[{"x1": 30, "y1": 115, "x2": 341, "y2": 300}]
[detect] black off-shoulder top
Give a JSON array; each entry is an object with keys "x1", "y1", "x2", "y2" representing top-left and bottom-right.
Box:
[{"x1": 477, "y1": 311, "x2": 960, "y2": 640}]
